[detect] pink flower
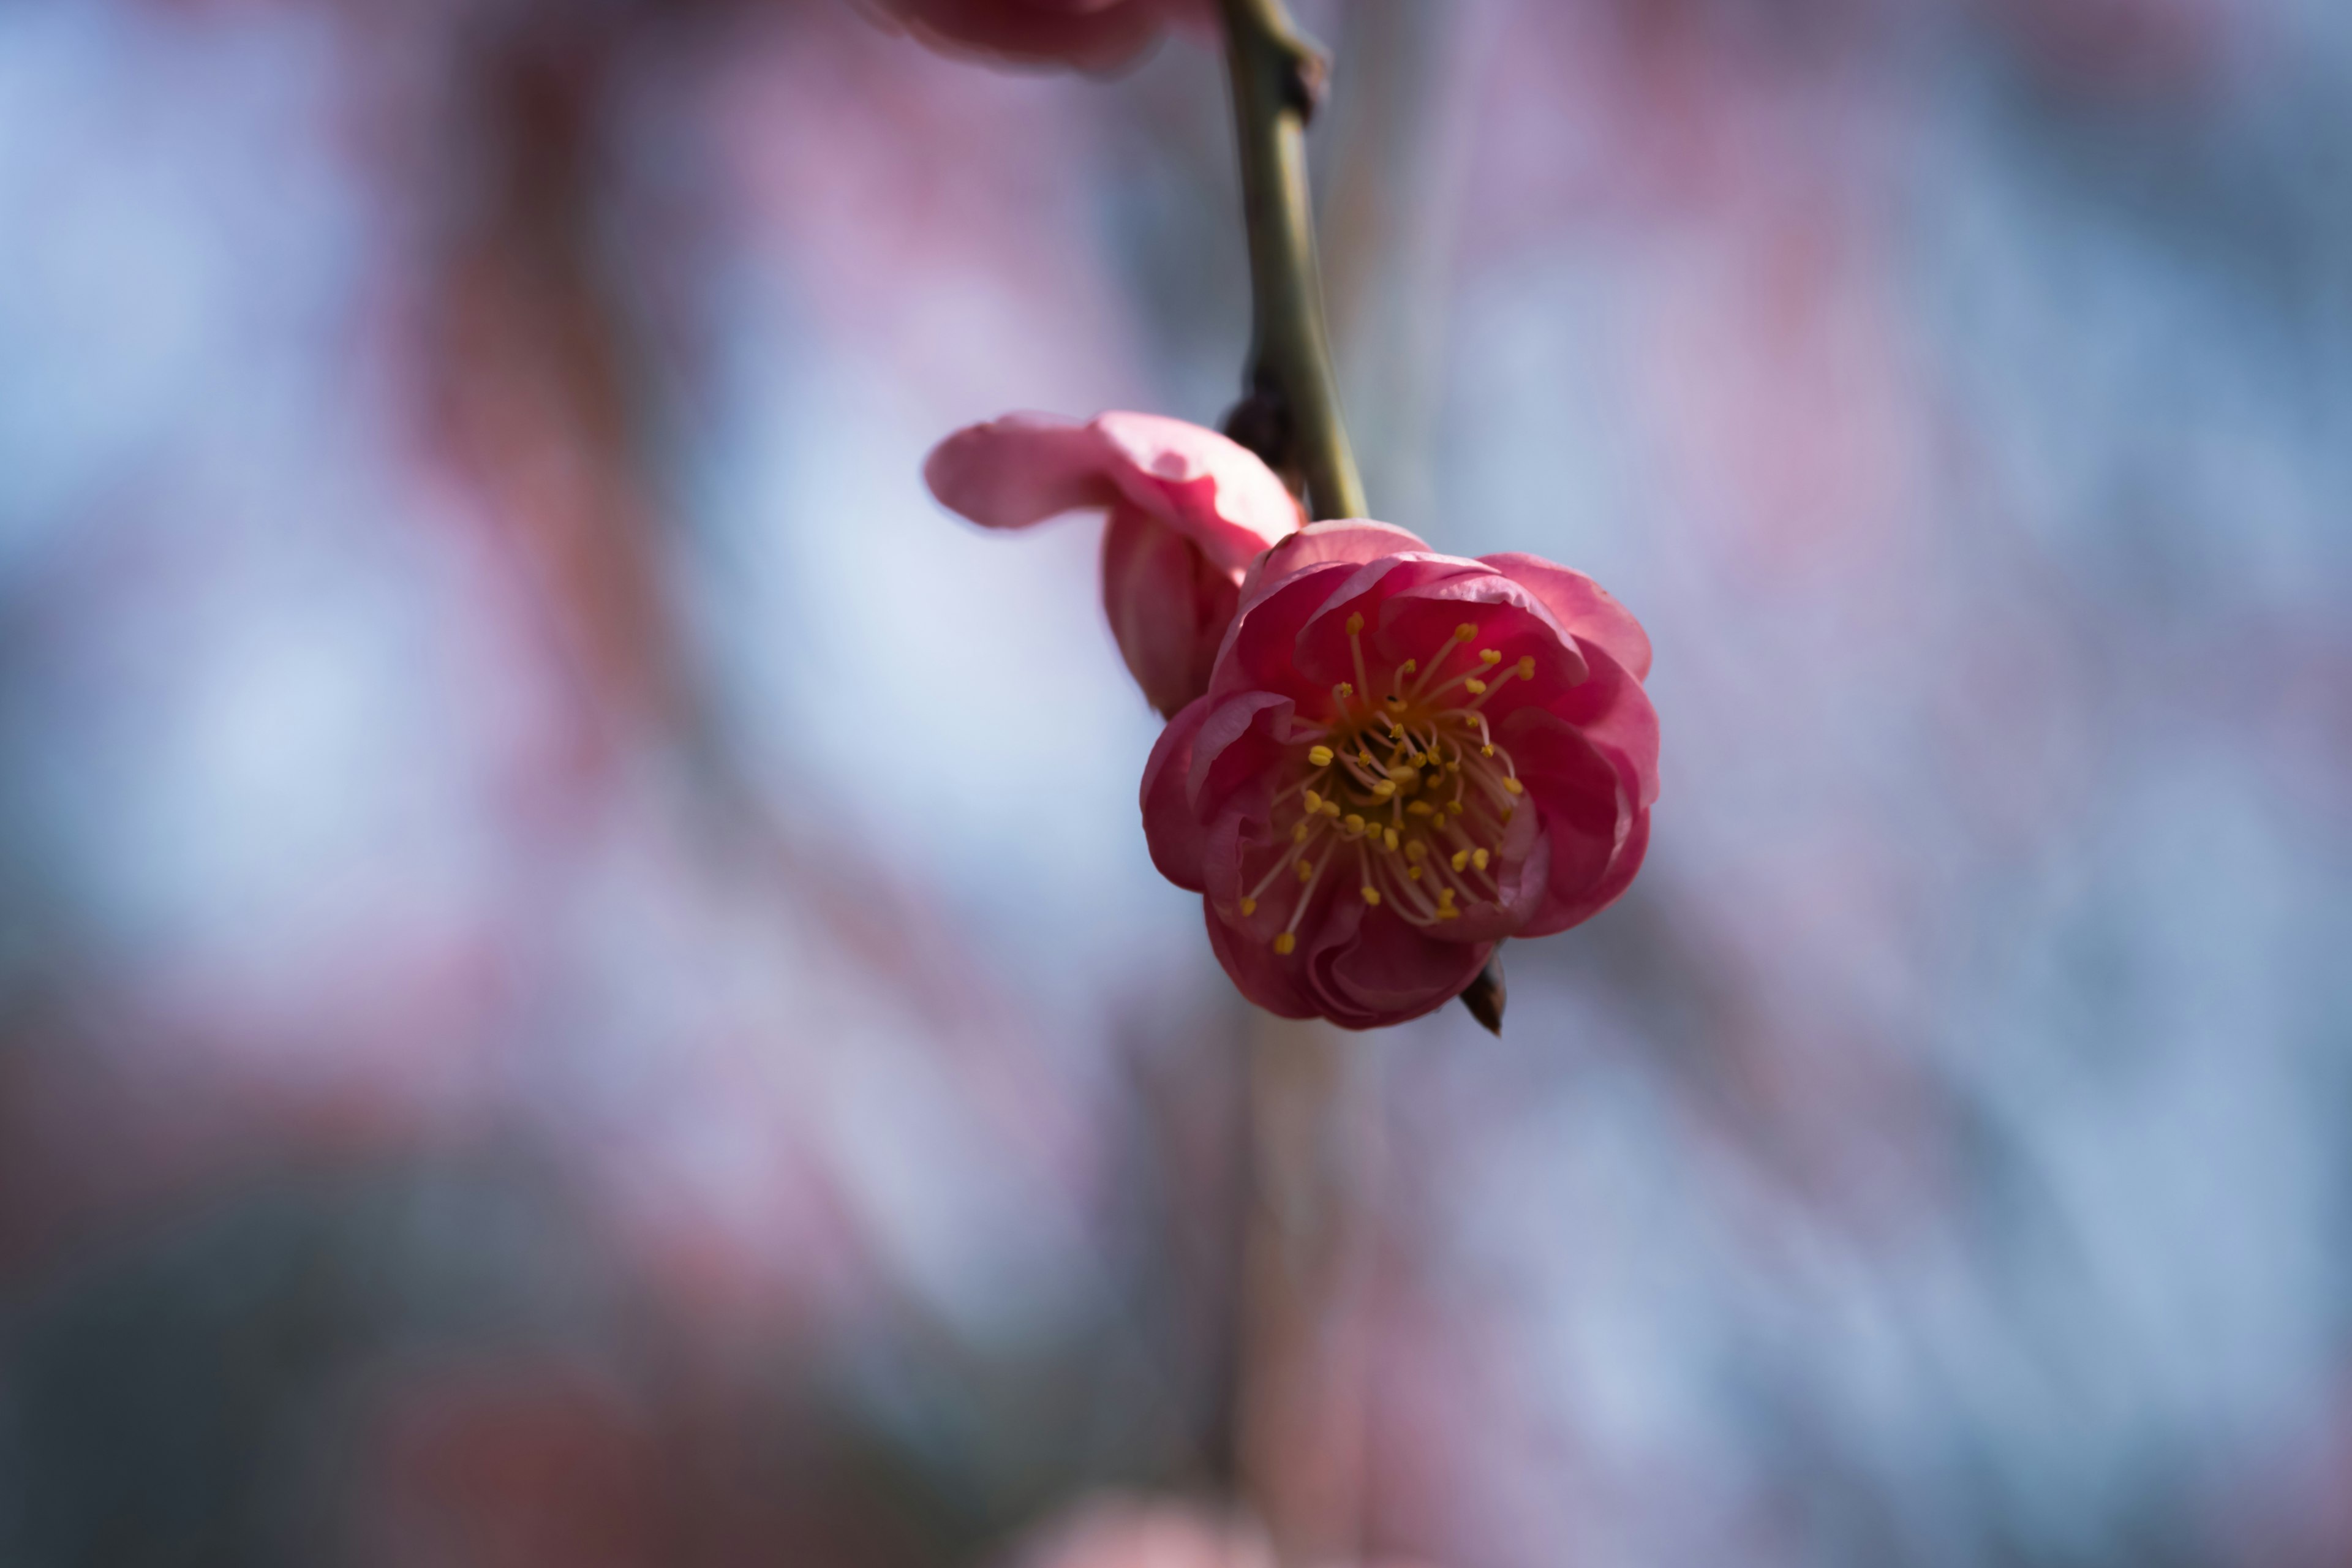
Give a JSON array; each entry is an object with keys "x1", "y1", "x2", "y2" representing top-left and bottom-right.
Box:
[
  {"x1": 925, "y1": 411, "x2": 1305, "y2": 717},
  {"x1": 1142, "y1": 522, "x2": 1659, "y2": 1028},
  {"x1": 872, "y1": 0, "x2": 1213, "y2": 74}
]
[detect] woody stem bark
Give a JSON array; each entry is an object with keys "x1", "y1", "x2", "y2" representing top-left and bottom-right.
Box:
[{"x1": 1219, "y1": 0, "x2": 1365, "y2": 522}]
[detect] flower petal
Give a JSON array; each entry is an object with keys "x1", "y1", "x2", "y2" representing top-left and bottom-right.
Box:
[
  {"x1": 925, "y1": 411, "x2": 1300, "y2": 574},
  {"x1": 1481, "y1": 553, "x2": 1653, "y2": 682},
  {"x1": 1101, "y1": 508, "x2": 1237, "y2": 717},
  {"x1": 1306, "y1": 911, "x2": 1493, "y2": 1030},
  {"x1": 1139, "y1": 694, "x2": 1215, "y2": 892},
  {"x1": 1238, "y1": 519, "x2": 1430, "y2": 605}
]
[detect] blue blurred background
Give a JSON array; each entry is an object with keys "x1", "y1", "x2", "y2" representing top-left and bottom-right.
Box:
[{"x1": 2, "y1": 0, "x2": 2348, "y2": 1564}]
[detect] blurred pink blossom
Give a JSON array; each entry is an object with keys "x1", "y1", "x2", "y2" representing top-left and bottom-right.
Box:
[
  {"x1": 869, "y1": 0, "x2": 1214, "y2": 74},
  {"x1": 1142, "y1": 522, "x2": 1657, "y2": 1027}
]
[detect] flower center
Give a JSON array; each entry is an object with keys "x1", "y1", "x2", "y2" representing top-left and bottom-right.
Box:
[{"x1": 1249, "y1": 617, "x2": 1530, "y2": 954}]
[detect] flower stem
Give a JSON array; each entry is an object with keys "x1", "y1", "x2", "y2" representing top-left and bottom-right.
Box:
[{"x1": 1218, "y1": 0, "x2": 1365, "y2": 522}]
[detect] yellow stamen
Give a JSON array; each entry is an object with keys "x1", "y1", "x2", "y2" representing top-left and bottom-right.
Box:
[
  {"x1": 1274, "y1": 933, "x2": 1296, "y2": 955},
  {"x1": 1302, "y1": 789, "x2": 1323, "y2": 813},
  {"x1": 1455, "y1": 623, "x2": 1477, "y2": 641},
  {"x1": 1464, "y1": 678, "x2": 1488, "y2": 695},
  {"x1": 1322, "y1": 800, "x2": 1341, "y2": 818},
  {"x1": 1450, "y1": 850, "x2": 1468, "y2": 871},
  {"x1": 1343, "y1": 813, "x2": 1365, "y2": 835},
  {"x1": 1384, "y1": 828, "x2": 1400, "y2": 851},
  {"x1": 1518, "y1": 656, "x2": 1535, "y2": 678},
  {"x1": 1503, "y1": 777, "x2": 1524, "y2": 796},
  {"x1": 1400, "y1": 658, "x2": 1418, "y2": 676},
  {"x1": 1408, "y1": 801, "x2": 1434, "y2": 817},
  {"x1": 1447, "y1": 801, "x2": 1465, "y2": 816},
  {"x1": 1297, "y1": 859, "x2": 1314, "y2": 880},
  {"x1": 1346, "y1": 612, "x2": 1365, "y2": 635},
  {"x1": 1472, "y1": 848, "x2": 1491, "y2": 871},
  {"x1": 1408, "y1": 866, "x2": 1423, "y2": 881},
  {"x1": 1361, "y1": 886, "x2": 1381, "y2": 907},
  {"x1": 1436, "y1": 905, "x2": 1460, "y2": 921},
  {"x1": 1480, "y1": 649, "x2": 1502, "y2": 666},
  {"x1": 1308, "y1": 745, "x2": 1334, "y2": 768},
  {"x1": 1406, "y1": 840, "x2": 1427, "y2": 861},
  {"x1": 1371, "y1": 780, "x2": 1397, "y2": 799},
  {"x1": 1240, "y1": 897, "x2": 1257, "y2": 916},
  {"x1": 1293, "y1": 821, "x2": 1311, "y2": 842},
  {"x1": 1481, "y1": 745, "x2": 1494, "y2": 756}
]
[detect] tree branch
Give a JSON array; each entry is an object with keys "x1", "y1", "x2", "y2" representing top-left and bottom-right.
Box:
[{"x1": 1218, "y1": 0, "x2": 1365, "y2": 522}]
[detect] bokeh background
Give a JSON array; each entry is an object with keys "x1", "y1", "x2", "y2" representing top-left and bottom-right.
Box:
[{"x1": 3, "y1": 0, "x2": 2350, "y2": 1564}]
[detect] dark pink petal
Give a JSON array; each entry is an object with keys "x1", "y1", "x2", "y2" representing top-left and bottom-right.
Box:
[
  {"x1": 1481, "y1": 552, "x2": 1654, "y2": 682},
  {"x1": 1502, "y1": 703, "x2": 1652, "y2": 938},
  {"x1": 1204, "y1": 900, "x2": 1319, "y2": 1019},
  {"x1": 1306, "y1": 911, "x2": 1493, "y2": 1030},
  {"x1": 1370, "y1": 581, "x2": 1589, "y2": 693},
  {"x1": 1101, "y1": 507, "x2": 1237, "y2": 717},
  {"x1": 1185, "y1": 691, "x2": 1300, "y2": 822},
  {"x1": 925, "y1": 410, "x2": 1300, "y2": 572},
  {"x1": 1238, "y1": 519, "x2": 1430, "y2": 605},
  {"x1": 1140, "y1": 695, "x2": 1215, "y2": 892},
  {"x1": 1205, "y1": 560, "x2": 1362, "y2": 706},
  {"x1": 1544, "y1": 643, "x2": 1661, "y2": 809}
]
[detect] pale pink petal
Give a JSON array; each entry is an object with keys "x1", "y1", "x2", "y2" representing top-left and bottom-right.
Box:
[
  {"x1": 924, "y1": 411, "x2": 1300, "y2": 571},
  {"x1": 1091, "y1": 411, "x2": 1303, "y2": 571},
  {"x1": 924, "y1": 412, "x2": 1123, "y2": 532}
]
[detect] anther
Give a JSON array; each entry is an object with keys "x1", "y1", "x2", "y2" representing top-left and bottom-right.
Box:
[
  {"x1": 1480, "y1": 649, "x2": 1502, "y2": 666},
  {"x1": 1517, "y1": 656, "x2": 1534, "y2": 678},
  {"x1": 1446, "y1": 801, "x2": 1465, "y2": 816},
  {"x1": 1455, "y1": 623, "x2": 1477, "y2": 641},
  {"x1": 1503, "y1": 777, "x2": 1524, "y2": 796},
  {"x1": 1371, "y1": 780, "x2": 1397, "y2": 799},
  {"x1": 1334, "y1": 682, "x2": 1354, "y2": 699},
  {"x1": 1302, "y1": 789, "x2": 1323, "y2": 813},
  {"x1": 1361, "y1": 886, "x2": 1382, "y2": 907},
  {"x1": 1308, "y1": 745, "x2": 1334, "y2": 768},
  {"x1": 1481, "y1": 744, "x2": 1494, "y2": 756},
  {"x1": 1408, "y1": 866, "x2": 1423, "y2": 881},
  {"x1": 1472, "y1": 848, "x2": 1491, "y2": 871},
  {"x1": 1450, "y1": 850, "x2": 1469, "y2": 871},
  {"x1": 1406, "y1": 840, "x2": 1427, "y2": 861},
  {"x1": 1407, "y1": 801, "x2": 1434, "y2": 816},
  {"x1": 1346, "y1": 612, "x2": 1365, "y2": 635},
  {"x1": 1240, "y1": 897, "x2": 1258, "y2": 916},
  {"x1": 1400, "y1": 658, "x2": 1418, "y2": 676},
  {"x1": 1384, "y1": 828, "x2": 1401, "y2": 851},
  {"x1": 1343, "y1": 813, "x2": 1365, "y2": 835},
  {"x1": 1464, "y1": 678, "x2": 1488, "y2": 695},
  {"x1": 1322, "y1": 801, "x2": 1341, "y2": 818},
  {"x1": 1274, "y1": 933, "x2": 1296, "y2": 955},
  {"x1": 1293, "y1": 821, "x2": 1311, "y2": 842},
  {"x1": 1297, "y1": 859, "x2": 1313, "y2": 880}
]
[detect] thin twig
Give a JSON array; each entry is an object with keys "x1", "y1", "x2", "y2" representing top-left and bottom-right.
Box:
[{"x1": 1218, "y1": 0, "x2": 1365, "y2": 522}]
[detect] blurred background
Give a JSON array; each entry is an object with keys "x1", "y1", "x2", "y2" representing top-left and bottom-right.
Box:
[{"x1": 2, "y1": 0, "x2": 2349, "y2": 1563}]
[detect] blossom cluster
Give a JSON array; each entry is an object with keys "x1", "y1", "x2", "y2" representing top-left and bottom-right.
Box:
[{"x1": 928, "y1": 413, "x2": 1658, "y2": 1028}]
